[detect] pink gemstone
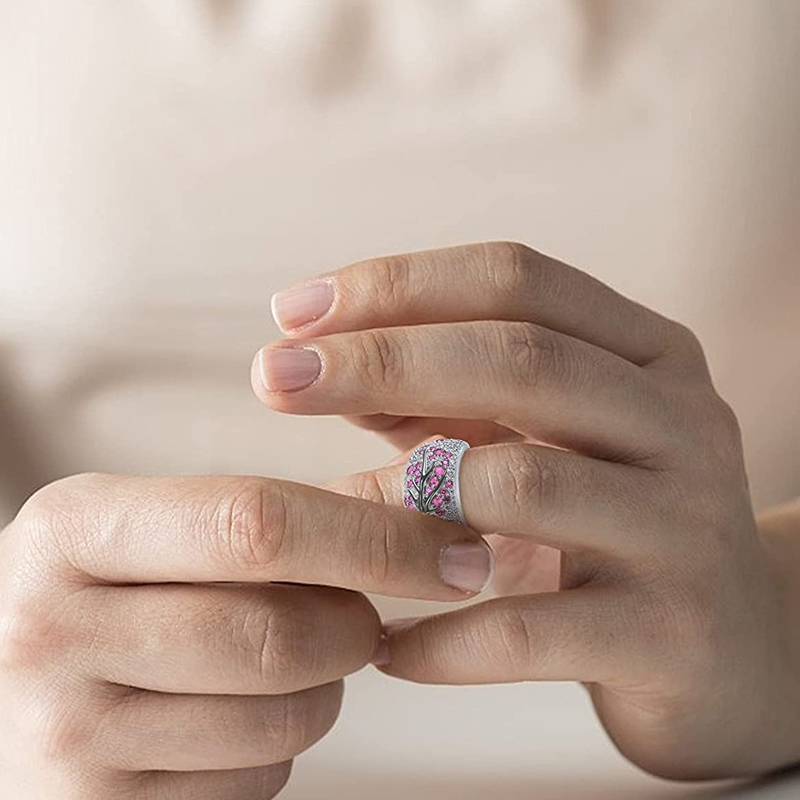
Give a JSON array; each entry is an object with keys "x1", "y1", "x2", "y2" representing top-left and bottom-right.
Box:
[
  {"x1": 425, "y1": 487, "x2": 433, "y2": 494},
  {"x1": 446, "y1": 481, "x2": 453, "y2": 487},
  {"x1": 434, "y1": 449, "x2": 443, "y2": 456},
  {"x1": 431, "y1": 496, "x2": 443, "y2": 507},
  {"x1": 407, "y1": 481, "x2": 413, "y2": 488},
  {"x1": 434, "y1": 466, "x2": 445, "y2": 475}
]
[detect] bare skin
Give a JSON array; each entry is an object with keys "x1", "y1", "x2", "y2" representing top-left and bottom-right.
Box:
[
  {"x1": 255, "y1": 241, "x2": 800, "y2": 781},
  {"x1": 0, "y1": 474, "x2": 493, "y2": 799}
]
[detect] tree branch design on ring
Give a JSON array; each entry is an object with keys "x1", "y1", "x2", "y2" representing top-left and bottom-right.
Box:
[{"x1": 405, "y1": 445, "x2": 454, "y2": 517}]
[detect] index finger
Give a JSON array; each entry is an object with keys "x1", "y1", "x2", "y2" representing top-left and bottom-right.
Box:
[
  {"x1": 270, "y1": 241, "x2": 696, "y2": 368},
  {"x1": 15, "y1": 473, "x2": 494, "y2": 601}
]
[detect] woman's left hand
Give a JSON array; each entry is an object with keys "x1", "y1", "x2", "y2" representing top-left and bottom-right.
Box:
[{"x1": 251, "y1": 241, "x2": 800, "y2": 780}]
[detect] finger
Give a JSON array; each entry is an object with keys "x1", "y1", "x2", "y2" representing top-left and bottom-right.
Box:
[
  {"x1": 136, "y1": 761, "x2": 292, "y2": 800},
  {"x1": 270, "y1": 241, "x2": 699, "y2": 370},
  {"x1": 102, "y1": 682, "x2": 342, "y2": 771},
  {"x1": 21, "y1": 473, "x2": 494, "y2": 600},
  {"x1": 254, "y1": 321, "x2": 675, "y2": 462},
  {"x1": 376, "y1": 588, "x2": 653, "y2": 685},
  {"x1": 328, "y1": 442, "x2": 658, "y2": 556},
  {"x1": 83, "y1": 584, "x2": 379, "y2": 694}
]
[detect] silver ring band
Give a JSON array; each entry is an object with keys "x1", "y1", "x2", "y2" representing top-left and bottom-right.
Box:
[{"x1": 403, "y1": 439, "x2": 469, "y2": 525}]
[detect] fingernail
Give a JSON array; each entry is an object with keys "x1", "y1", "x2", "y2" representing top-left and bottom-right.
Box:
[
  {"x1": 271, "y1": 281, "x2": 334, "y2": 333},
  {"x1": 371, "y1": 618, "x2": 421, "y2": 667},
  {"x1": 371, "y1": 633, "x2": 391, "y2": 666},
  {"x1": 258, "y1": 347, "x2": 322, "y2": 392},
  {"x1": 439, "y1": 540, "x2": 495, "y2": 594}
]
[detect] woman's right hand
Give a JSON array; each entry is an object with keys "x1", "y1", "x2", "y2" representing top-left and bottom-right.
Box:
[{"x1": 0, "y1": 473, "x2": 493, "y2": 799}]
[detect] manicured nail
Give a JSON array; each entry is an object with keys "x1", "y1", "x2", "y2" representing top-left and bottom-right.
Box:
[
  {"x1": 271, "y1": 280, "x2": 334, "y2": 333},
  {"x1": 439, "y1": 540, "x2": 495, "y2": 594},
  {"x1": 258, "y1": 347, "x2": 321, "y2": 392}
]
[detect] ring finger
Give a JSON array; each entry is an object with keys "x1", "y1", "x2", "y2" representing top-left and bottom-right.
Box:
[{"x1": 328, "y1": 442, "x2": 662, "y2": 557}]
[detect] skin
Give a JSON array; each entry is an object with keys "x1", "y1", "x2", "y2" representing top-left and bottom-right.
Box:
[
  {"x1": 254, "y1": 240, "x2": 800, "y2": 781},
  {"x1": 0, "y1": 474, "x2": 492, "y2": 799}
]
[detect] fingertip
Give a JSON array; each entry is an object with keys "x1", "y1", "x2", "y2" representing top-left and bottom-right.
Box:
[
  {"x1": 370, "y1": 633, "x2": 391, "y2": 667},
  {"x1": 370, "y1": 617, "x2": 422, "y2": 668},
  {"x1": 250, "y1": 345, "x2": 324, "y2": 408},
  {"x1": 270, "y1": 279, "x2": 335, "y2": 335},
  {"x1": 250, "y1": 350, "x2": 268, "y2": 402}
]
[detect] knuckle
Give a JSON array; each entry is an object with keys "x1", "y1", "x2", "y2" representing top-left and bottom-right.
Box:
[
  {"x1": 353, "y1": 328, "x2": 406, "y2": 393},
  {"x1": 667, "y1": 321, "x2": 709, "y2": 369},
  {"x1": 267, "y1": 682, "x2": 343, "y2": 758},
  {"x1": 494, "y1": 322, "x2": 564, "y2": 388},
  {"x1": 264, "y1": 694, "x2": 306, "y2": 757},
  {"x1": 0, "y1": 598, "x2": 48, "y2": 672},
  {"x1": 30, "y1": 698, "x2": 96, "y2": 763},
  {"x1": 705, "y1": 395, "x2": 743, "y2": 446},
  {"x1": 684, "y1": 390, "x2": 744, "y2": 463},
  {"x1": 347, "y1": 470, "x2": 391, "y2": 506},
  {"x1": 14, "y1": 477, "x2": 79, "y2": 539},
  {"x1": 356, "y1": 507, "x2": 408, "y2": 588},
  {"x1": 473, "y1": 606, "x2": 535, "y2": 674},
  {"x1": 480, "y1": 240, "x2": 535, "y2": 298},
  {"x1": 248, "y1": 604, "x2": 316, "y2": 690},
  {"x1": 0, "y1": 590, "x2": 73, "y2": 673},
  {"x1": 213, "y1": 480, "x2": 289, "y2": 574},
  {"x1": 13, "y1": 474, "x2": 110, "y2": 571},
  {"x1": 500, "y1": 449, "x2": 560, "y2": 517},
  {"x1": 369, "y1": 254, "x2": 412, "y2": 310}
]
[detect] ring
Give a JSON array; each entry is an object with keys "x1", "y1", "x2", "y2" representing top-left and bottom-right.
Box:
[{"x1": 403, "y1": 438, "x2": 470, "y2": 525}]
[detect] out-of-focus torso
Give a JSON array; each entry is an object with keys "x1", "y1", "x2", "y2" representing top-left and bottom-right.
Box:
[{"x1": 1, "y1": 2, "x2": 799, "y2": 796}]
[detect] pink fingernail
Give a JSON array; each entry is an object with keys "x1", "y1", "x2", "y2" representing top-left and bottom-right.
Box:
[
  {"x1": 271, "y1": 281, "x2": 334, "y2": 333},
  {"x1": 258, "y1": 347, "x2": 322, "y2": 392},
  {"x1": 439, "y1": 540, "x2": 495, "y2": 594}
]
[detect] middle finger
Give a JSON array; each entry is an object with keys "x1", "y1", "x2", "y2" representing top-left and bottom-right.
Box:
[
  {"x1": 81, "y1": 583, "x2": 381, "y2": 695},
  {"x1": 254, "y1": 321, "x2": 674, "y2": 463}
]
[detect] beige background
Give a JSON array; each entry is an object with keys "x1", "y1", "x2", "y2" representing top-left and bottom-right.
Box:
[{"x1": 1, "y1": 1, "x2": 799, "y2": 796}]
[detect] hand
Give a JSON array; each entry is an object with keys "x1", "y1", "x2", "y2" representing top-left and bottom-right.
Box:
[
  {"x1": 253, "y1": 241, "x2": 800, "y2": 780},
  {"x1": 0, "y1": 473, "x2": 493, "y2": 799}
]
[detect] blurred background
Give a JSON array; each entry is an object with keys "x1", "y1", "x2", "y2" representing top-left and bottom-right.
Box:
[{"x1": 1, "y1": 1, "x2": 799, "y2": 797}]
